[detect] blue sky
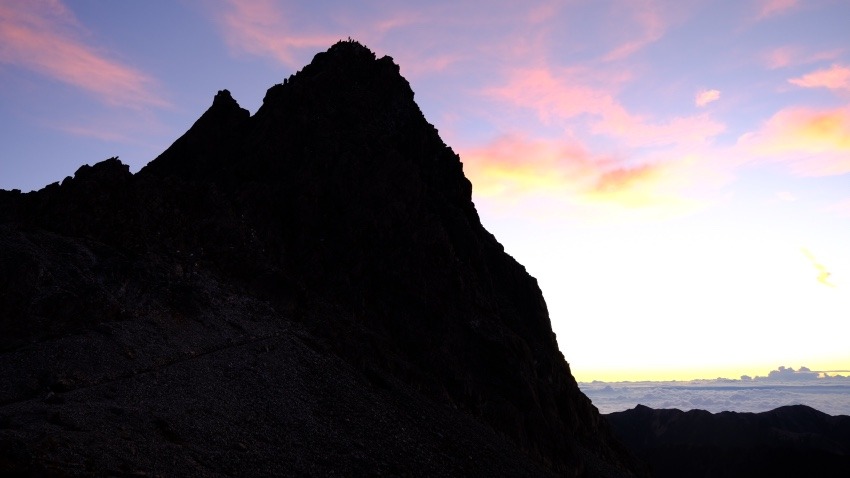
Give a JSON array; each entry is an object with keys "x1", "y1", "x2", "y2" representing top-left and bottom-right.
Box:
[{"x1": 1, "y1": 0, "x2": 849, "y2": 381}]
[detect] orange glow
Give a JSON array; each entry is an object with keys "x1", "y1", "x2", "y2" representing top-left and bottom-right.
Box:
[
  {"x1": 593, "y1": 164, "x2": 657, "y2": 193},
  {"x1": 458, "y1": 135, "x2": 707, "y2": 218},
  {"x1": 460, "y1": 135, "x2": 602, "y2": 197},
  {"x1": 738, "y1": 106, "x2": 850, "y2": 176}
]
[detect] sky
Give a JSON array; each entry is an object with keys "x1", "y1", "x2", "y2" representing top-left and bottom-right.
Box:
[{"x1": 1, "y1": 0, "x2": 849, "y2": 383}]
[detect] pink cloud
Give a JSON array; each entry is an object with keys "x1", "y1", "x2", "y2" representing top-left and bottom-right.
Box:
[
  {"x1": 765, "y1": 46, "x2": 796, "y2": 69},
  {"x1": 485, "y1": 66, "x2": 725, "y2": 147},
  {"x1": 763, "y1": 47, "x2": 843, "y2": 69},
  {"x1": 788, "y1": 64, "x2": 850, "y2": 91},
  {"x1": 218, "y1": 0, "x2": 339, "y2": 67},
  {"x1": 695, "y1": 89, "x2": 721, "y2": 107},
  {"x1": 756, "y1": 0, "x2": 798, "y2": 20},
  {"x1": 0, "y1": 1, "x2": 167, "y2": 108},
  {"x1": 738, "y1": 106, "x2": 850, "y2": 176},
  {"x1": 484, "y1": 67, "x2": 619, "y2": 123}
]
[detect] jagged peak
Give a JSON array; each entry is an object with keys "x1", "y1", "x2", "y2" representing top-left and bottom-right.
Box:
[
  {"x1": 138, "y1": 90, "x2": 248, "y2": 179},
  {"x1": 278, "y1": 39, "x2": 397, "y2": 87},
  {"x1": 328, "y1": 38, "x2": 376, "y2": 57},
  {"x1": 212, "y1": 89, "x2": 239, "y2": 108},
  {"x1": 206, "y1": 89, "x2": 249, "y2": 121}
]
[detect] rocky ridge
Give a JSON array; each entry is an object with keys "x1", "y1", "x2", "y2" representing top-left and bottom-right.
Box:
[{"x1": 0, "y1": 41, "x2": 641, "y2": 477}]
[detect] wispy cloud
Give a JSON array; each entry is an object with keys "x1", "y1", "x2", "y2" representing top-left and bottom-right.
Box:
[
  {"x1": 51, "y1": 111, "x2": 168, "y2": 146},
  {"x1": 763, "y1": 46, "x2": 843, "y2": 69},
  {"x1": 526, "y1": 1, "x2": 563, "y2": 25},
  {"x1": 756, "y1": 0, "x2": 798, "y2": 20},
  {"x1": 217, "y1": 0, "x2": 338, "y2": 67},
  {"x1": 602, "y1": 0, "x2": 665, "y2": 61},
  {"x1": 765, "y1": 46, "x2": 796, "y2": 69},
  {"x1": 695, "y1": 89, "x2": 721, "y2": 107},
  {"x1": 789, "y1": 64, "x2": 850, "y2": 92},
  {"x1": 370, "y1": 12, "x2": 423, "y2": 34},
  {"x1": 596, "y1": 111, "x2": 726, "y2": 149},
  {"x1": 214, "y1": 1, "x2": 462, "y2": 80},
  {"x1": 0, "y1": 0, "x2": 167, "y2": 109},
  {"x1": 738, "y1": 106, "x2": 850, "y2": 176}
]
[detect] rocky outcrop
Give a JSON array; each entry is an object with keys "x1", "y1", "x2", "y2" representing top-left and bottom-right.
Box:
[
  {"x1": 606, "y1": 404, "x2": 850, "y2": 478},
  {"x1": 0, "y1": 41, "x2": 641, "y2": 477}
]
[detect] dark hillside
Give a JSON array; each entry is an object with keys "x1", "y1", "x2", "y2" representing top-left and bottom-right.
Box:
[{"x1": 607, "y1": 404, "x2": 850, "y2": 478}]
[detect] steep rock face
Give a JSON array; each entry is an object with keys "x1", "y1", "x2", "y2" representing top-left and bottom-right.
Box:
[
  {"x1": 0, "y1": 41, "x2": 640, "y2": 476},
  {"x1": 607, "y1": 404, "x2": 850, "y2": 478}
]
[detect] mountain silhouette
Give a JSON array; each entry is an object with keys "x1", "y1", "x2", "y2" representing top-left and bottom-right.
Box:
[
  {"x1": 0, "y1": 40, "x2": 642, "y2": 477},
  {"x1": 607, "y1": 404, "x2": 850, "y2": 477}
]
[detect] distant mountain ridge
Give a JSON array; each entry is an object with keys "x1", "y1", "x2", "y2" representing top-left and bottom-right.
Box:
[
  {"x1": 0, "y1": 40, "x2": 642, "y2": 477},
  {"x1": 606, "y1": 404, "x2": 850, "y2": 478}
]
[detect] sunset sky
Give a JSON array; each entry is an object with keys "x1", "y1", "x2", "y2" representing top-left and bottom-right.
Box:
[{"x1": 2, "y1": 0, "x2": 848, "y2": 382}]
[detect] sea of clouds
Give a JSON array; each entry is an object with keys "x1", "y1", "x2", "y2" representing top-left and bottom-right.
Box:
[{"x1": 579, "y1": 366, "x2": 850, "y2": 416}]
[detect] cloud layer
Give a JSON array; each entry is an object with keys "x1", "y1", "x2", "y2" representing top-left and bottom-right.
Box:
[{"x1": 581, "y1": 366, "x2": 850, "y2": 415}]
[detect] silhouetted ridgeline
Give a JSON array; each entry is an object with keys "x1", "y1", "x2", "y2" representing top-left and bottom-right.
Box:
[
  {"x1": 607, "y1": 404, "x2": 850, "y2": 478},
  {"x1": 0, "y1": 41, "x2": 642, "y2": 477}
]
